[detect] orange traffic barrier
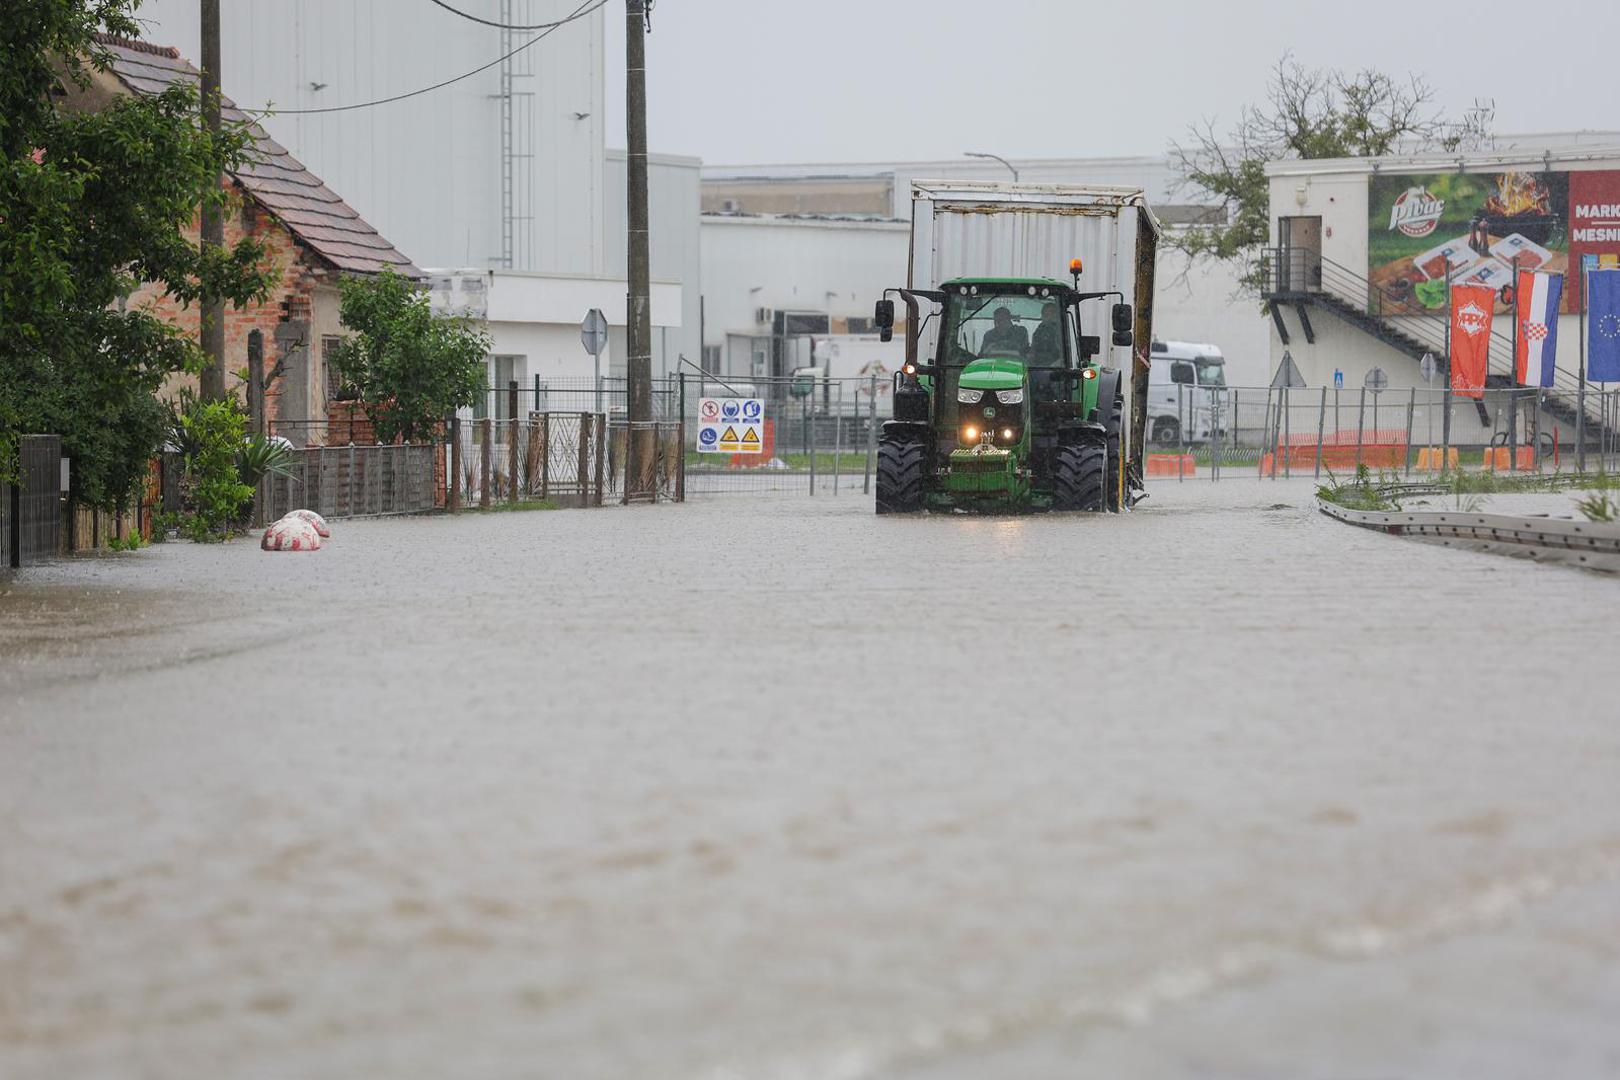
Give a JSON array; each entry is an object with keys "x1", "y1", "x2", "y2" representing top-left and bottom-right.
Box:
[
  {"x1": 1484, "y1": 446, "x2": 1537, "y2": 471},
  {"x1": 1414, "y1": 447, "x2": 1460, "y2": 470},
  {"x1": 1146, "y1": 453, "x2": 1197, "y2": 477}
]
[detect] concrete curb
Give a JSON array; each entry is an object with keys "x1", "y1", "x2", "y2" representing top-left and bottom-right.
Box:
[{"x1": 1317, "y1": 499, "x2": 1620, "y2": 573}]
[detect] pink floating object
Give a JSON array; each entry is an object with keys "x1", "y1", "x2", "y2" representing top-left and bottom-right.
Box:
[
  {"x1": 282, "y1": 508, "x2": 330, "y2": 537},
  {"x1": 261, "y1": 516, "x2": 322, "y2": 551}
]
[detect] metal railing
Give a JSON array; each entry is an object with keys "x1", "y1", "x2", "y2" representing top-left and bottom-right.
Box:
[
  {"x1": 1262, "y1": 247, "x2": 1607, "y2": 435},
  {"x1": 4, "y1": 435, "x2": 63, "y2": 567}
]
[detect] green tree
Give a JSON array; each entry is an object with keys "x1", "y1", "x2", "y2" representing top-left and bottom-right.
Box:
[
  {"x1": 329, "y1": 269, "x2": 489, "y2": 444},
  {"x1": 1169, "y1": 55, "x2": 1492, "y2": 294},
  {"x1": 1, "y1": 0, "x2": 277, "y2": 508}
]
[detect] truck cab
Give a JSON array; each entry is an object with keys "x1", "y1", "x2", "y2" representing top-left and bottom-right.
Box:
[{"x1": 1147, "y1": 340, "x2": 1227, "y2": 444}]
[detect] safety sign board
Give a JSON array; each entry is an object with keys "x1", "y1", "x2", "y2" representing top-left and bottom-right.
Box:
[{"x1": 696, "y1": 398, "x2": 764, "y2": 454}]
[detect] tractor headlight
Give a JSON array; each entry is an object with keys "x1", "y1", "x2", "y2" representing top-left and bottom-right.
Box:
[
  {"x1": 996, "y1": 389, "x2": 1024, "y2": 405},
  {"x1": 957, "y1": 387, "x2": 984, "y2": 404},
  {"x1": 962, "y1": 425, "x2": 978, "y2": 442}
]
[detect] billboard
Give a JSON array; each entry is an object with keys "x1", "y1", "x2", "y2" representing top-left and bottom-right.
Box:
[{"x1": 1368, "y1": 171, "x2": 1570, "y2": 316}]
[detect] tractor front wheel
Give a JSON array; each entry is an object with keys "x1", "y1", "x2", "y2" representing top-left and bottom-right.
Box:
[
  {"x1": 1052, "y1": 444, "x2": 1106, "y2": 511},
  {"x1": 876, "y1": 437, "x2": 926, "y2": 514}
]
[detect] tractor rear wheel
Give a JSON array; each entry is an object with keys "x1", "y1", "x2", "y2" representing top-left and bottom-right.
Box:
[
  {"x1": 876, "y1": 437, "x2": 926, "y2": 514},
  {"x1": 1052, "y1": 444, "x2": 1106, "y2": 511}
]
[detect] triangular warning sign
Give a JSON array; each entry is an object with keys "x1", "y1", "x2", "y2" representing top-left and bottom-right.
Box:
[
  {"x1": 741, "y1": 427, "x2": 760, "y2": 444},
  {"x1": 720, "y1": 425, "x2": 740, "y2": 442}
]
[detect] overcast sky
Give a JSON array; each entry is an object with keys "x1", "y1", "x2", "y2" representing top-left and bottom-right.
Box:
[{"x1": 605, "y1": 0, "x2": 1620, "y2": 165}]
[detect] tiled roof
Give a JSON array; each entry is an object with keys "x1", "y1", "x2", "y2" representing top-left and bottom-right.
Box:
[{"x1": 92, "y1": 34, "x2": 421, "y2": 278}]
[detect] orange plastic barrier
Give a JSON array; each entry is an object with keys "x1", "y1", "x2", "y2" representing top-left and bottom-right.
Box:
[
  {"x1": 1414, "y1": 447, "x2": 1460, "y2": 470},
  {"x1": 1146, "y1": 453, "x2": 1197, "y2": 477},
  {"x1": 1484, "y1": 446, "x2": 1537, "y2": 471}
]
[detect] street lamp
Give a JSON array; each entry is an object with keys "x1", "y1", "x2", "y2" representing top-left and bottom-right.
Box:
[{"x1": 965, "y1": 151, "x2": 1019, "y2": 182}]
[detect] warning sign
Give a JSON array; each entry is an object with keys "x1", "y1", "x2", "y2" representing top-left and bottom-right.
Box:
[{"x1": 696, "y1": 398, "x2": 764, "y2": 454}]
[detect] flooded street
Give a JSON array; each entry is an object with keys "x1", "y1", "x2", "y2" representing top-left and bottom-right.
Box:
[{"x1": 4, "y1": 481, "x2": 1620, "y2": 1079}]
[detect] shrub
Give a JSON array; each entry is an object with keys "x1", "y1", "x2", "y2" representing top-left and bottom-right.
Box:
[{"x1": 178, "y1": 398, "x2": 254, "y2": 541}]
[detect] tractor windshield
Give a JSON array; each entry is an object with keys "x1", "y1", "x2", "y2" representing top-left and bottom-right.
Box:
[{"x1": 941, "y1": 291, "x2": 1063, "y2": 364}]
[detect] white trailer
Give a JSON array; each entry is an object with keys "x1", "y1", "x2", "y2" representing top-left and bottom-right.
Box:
[{"x1": 904, "y1": 180, "x2": 1162, "y2": 481}]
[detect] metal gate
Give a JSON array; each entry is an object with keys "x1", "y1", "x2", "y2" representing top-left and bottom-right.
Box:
[{"x1": 5, "y1": 435, "x2": 63, "y2": 567}]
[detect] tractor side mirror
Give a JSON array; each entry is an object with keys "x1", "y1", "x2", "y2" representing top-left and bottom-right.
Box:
[
  {"x1": 1112, "y1": 329, "x2": 1134, "y2": 348},
  {"x1": 1079, "y1": 335, "x2": 1101, "y2": 360},
  {"x1": 1111, "y1": 302, "x2": 1133, "y2": 333},
  {"x1": 874, "y1": 298, "x2": 895, "y2": 343}
]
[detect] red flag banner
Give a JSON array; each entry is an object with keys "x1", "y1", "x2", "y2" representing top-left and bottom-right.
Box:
[{"x1": 1449, "y1": 283, "x2": 1494, "y2": 398}]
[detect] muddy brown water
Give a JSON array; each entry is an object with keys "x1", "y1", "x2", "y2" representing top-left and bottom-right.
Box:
[{"x1": 4, "y1": 481, "x2": 1619, "y2": 1079}]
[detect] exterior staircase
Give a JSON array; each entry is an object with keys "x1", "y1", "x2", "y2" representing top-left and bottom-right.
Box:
[{"x1": 1262, "y1": 247, "x2": 1607, "y2": 442}]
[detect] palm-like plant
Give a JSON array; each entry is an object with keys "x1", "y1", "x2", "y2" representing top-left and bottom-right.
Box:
[{"x1": 236, "y1": 434, "x2": 297, "y2": 486}]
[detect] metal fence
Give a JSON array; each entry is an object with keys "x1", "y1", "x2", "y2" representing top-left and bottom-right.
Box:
[
  {"x1": 4, "y1": 435, "x2": 63, "y2": 568},
  {"x1": 261, "y1": 443, "x2": 439, "y2": 521},
  {"x1": 447, "y1": 413, "x2": 607, "y2": 508},
  {"x1": 1148, "y1": 385, "x2": 1620, "y2": 481}
]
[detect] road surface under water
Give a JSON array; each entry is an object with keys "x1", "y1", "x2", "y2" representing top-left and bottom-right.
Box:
[{"x1": 3, "y1": 480, "x2": 1619, "y2": 1079}]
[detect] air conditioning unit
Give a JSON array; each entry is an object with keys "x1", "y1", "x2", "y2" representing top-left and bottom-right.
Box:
[{"x1": 721, "y1": 198, "x2": 741, "y2": 213}]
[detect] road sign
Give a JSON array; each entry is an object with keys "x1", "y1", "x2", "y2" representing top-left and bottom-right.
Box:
[
  {"x1": 580, "y1": 308, "x2": 608, "y2": 357},
  {"x1": 696, "y1": 397, "x2": 764, "y2": 454}
]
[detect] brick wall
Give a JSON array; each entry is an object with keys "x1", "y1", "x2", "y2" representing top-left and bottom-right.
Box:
[{"x1": 125, "y1": 183, "x2": 333, "y2": 427}]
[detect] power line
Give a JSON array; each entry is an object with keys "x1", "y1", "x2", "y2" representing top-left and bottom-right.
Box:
[
  {"x1": 425, "y1": 0, "x2": 597, "y2": 31},
  {"x1": 257, "y1": 0, "x2": 605, "y2": 116}
]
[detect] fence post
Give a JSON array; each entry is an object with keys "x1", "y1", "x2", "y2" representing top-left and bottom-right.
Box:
[
  {"x1": 833, "y1": 382, "x2": 843, "y2": 496},
  {"x1": 540, "y1": 413, "x2": 551, "y2": 499},
  {"x1": 1441, "y1": 386, "x2": 1453, "y2": 476},
  {"x1": 1404, "y1": 388, "x2": 1415, "y2": 477},
  {"x1": 1355, "y1": 388, "x2": 1367, "y2": 473},
  {"x1": 578, "y1": 412, "x2": 591, "y2": 508},
  {"x1": 1314, "y1": 387, "x2": 1327, "y2": 480},
  {"x1": 480, "y1": 417, "x2": 492, "y2": 509},
  {"x1": 1282, "y1": 386, "x2": 1292, "y2": 478},
  {"x1": 1177, "y1": 381, "x2": 1186, "y2": 481},
  {"x1": 594, "y1": 412, "x2": 606, "y2": 506},
  {"x1": 449, "y1": 414, "x2": 461, "y2": 513},
  {"x1": 865, "y1": 374, "x2": 877, "y2": 495},
  {"x1": 806, "y1": 399, "x2": 815, "y2": 496}
]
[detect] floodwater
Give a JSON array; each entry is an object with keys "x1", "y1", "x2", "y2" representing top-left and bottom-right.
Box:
[{"x1": 4, "y1": 481, "x2": 1620, "y2": 1079}]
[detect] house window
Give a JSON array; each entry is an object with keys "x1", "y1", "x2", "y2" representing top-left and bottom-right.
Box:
[
  {"x1": 322, "y1": 335, "x2": 344, "y2": 400},
  {"x1": 701, "y1": 345, "x2": 721, "y2": 374},
  {"x1": 475, "y1": 356, "x2": 521, "y2": 422}
]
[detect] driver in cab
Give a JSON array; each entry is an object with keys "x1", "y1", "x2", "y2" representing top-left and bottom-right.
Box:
[{"x1": 979, "y1": 306, "x2": 1028, "y2": 357}]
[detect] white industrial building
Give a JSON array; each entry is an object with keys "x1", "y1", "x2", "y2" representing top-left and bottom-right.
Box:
[
  {"x1": 1263, "y1": 140, "x2": 1620, "y2": 446},
  {"x1": 699, "y1": 155, "x2": 1271, "y2": 387},
  {"x1": 129, "y1": 0, "x2": 701, "y2": 397}
]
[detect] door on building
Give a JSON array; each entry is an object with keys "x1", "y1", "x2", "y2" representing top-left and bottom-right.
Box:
[{"x1": 1278, "y1": 215, "x2": 1323, "y2": 293}]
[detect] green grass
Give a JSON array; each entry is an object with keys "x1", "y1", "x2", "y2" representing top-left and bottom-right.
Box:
[
  {"x1": 685, "y1": 452, "x2": 872, "y2": 472},
  {"x1": 468, "y1": 498, "x2": 560, "y2": 513}
]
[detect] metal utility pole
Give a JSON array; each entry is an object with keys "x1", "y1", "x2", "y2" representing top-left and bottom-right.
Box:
[
  {"x1": 198, "y1": 0, "x2": 226, "y2": 401},
  {"x1": 624, "y1": 0, "x2": 653, "y2": 492}
]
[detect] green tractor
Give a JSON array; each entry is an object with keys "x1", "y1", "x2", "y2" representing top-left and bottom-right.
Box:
[{"x1": 872, "y1": 271, "x2": 1135, "y2": 513}]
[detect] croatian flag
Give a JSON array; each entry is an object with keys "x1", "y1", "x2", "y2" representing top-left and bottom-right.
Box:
[
  {"x1": 1590, "y1": 269, "x2": 1620, "y2": 383},
  {"x1": 1514, "y1": 270, "x2": 1563, "y2": 387}
]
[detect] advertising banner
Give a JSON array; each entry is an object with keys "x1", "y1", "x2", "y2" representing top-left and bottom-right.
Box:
[
  {"x1": 1568, "y1": 172, "x2": 1620, "y2": 310},
  {"x1": 1449, "y1": 283, "x2": 1495, "y2": 398},
  {"x1": 1368, "y1": 171, "x2": 1569, "y2": 316}
]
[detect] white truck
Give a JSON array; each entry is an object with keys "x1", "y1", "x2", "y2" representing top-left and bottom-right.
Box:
[{"x1": 1146, "y1": 340, "x2": 1228, "y2": 444}]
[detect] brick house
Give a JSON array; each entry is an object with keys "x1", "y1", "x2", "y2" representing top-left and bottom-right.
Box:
[{"x1": 64, "y1": 35, "x2": 420, "y2": 442}]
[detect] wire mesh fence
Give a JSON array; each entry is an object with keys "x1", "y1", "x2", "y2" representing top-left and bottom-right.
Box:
[
  {"x1": 1147, "y1": 386, "x2": 1620, "y2": 481},
  {"x1": 447, "y1": 413, "x2": 607, "y2": 508}
]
